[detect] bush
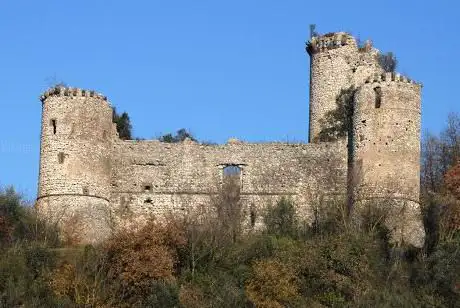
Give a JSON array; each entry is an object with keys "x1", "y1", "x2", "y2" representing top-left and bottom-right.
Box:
[
  {"x1": 104, "y1": 219, "x2": 186, "y2": 305},
  {"x1": 264, "y1": 198, "x2": 298, "y2": 238}
]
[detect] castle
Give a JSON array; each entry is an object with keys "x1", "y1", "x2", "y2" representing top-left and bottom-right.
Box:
[{"x1": 36, "y1": 31, "x2": 425, "y2": 247}]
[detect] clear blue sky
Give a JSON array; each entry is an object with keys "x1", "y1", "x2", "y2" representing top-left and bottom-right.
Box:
[{"x1": 0, "y1": 0, "x2": 458, "y2": 200}]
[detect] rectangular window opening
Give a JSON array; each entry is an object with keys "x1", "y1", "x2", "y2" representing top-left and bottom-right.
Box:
[
  {"x1": 374, "y1": 87, "x2": 382, "y2": 108},
  {"x1": 58, "y1": 152, "x2": 65, "y2": 164},
  {"x1": 51, "y1": 119, "x2": 57, "y2": 134}
]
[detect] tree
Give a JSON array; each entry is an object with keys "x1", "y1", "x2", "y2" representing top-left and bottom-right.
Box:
[
  {"x1": 316, "y1": 86, "x2": 355, "y2": 142},
  {"x1": 159, "y1": 128, "x2": 197, "y2": 143},
  {"x1": 112, "y1": 108, "x2": 132, "y2": 140},
  {"x1": 378, "y1": 52, "x2": 397, "y2": 73},
  {"x1": 264, "y1": 198, "x2": 298, "y2": 238}
]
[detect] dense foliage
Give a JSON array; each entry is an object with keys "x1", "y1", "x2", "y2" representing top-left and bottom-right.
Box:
[
  {"x1": 112, "y1": 108, "x2": 132, "y2": 140},
  {"x1": 1, "y1": 114, "x2": 460, "y2": 307},
  {"x1": 316, "y1": 86, "x2": 356, "y2": 142},
  {"x1": 159, "y1": 128, "x2": 197, "y2": 143}
]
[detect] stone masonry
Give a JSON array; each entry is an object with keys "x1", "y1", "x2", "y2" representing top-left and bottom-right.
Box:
[{"x1": 36, "y1": 31, "x2": 425, "y2": 247}]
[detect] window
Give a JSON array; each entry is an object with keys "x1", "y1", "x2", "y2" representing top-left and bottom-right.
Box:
[
  {"x1": 82, "y1": 187, "x2": 89, "y2": 195},
  {"x1": 223, "y1": 165, "x2": 241, "y2": 177},
  {"x1": 144, "y1": 185, "x2": 152, "y2": 192},
  {"x1": 223, "y1": 165, "x2": 242, "y2": 188},
  {"x1": 58, "y1": 152, "x2": 65, "y2": 164},
  {"x1": 250, "y1": 204, "x2": 256, "y2": 228},
  {"x1": 50, "y1": 119, "x2": 57, "y2": 134},
  {"x1": 374, "y1": 87, "x2": 382, "y2": 108},
  {"x1": 144, "y1": 197, "x2": 153, "y2": 204}
]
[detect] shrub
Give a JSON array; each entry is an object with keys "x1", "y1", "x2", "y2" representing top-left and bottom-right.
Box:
[
  {"x1": 104, "y1": 219, "x2": 186, "y2": 305},
  {"x1": 264, "y1": 198, "x2": 298, "y2": 238}
]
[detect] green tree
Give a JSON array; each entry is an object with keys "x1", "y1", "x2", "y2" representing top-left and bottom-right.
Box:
[
  {"x1": 112, "y1": 108, "x2": 132, "y2": 140},
  {"x1": 316, "y1": 86, "x2": 355, "y2": 142},
  {"x1": 160, "y1": 128, "x2": 197, "y2": 143},
  {"x1": 264, "y1": 198, "x2": 298, "y2": 239}
]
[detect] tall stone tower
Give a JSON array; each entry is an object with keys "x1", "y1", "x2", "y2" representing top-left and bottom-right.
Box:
[
  {"x1": 36, "y1": 87, "x2": 114, "y2": 243},
  {"x1": 307, "y1": 32, "x2": 382, "y2": 142},
  {"x1": 351, "y1": 73, "x2": 425, "y2": 247}
]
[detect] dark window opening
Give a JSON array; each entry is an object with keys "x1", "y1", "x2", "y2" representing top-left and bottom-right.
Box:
[
  {"x1": 144, "y1": 185, "x2": 152, "y2": 192},
  {"x1": 144, "y1": 198, "x2": 153, "y2": 204},
  {"x1": 374, "y1": 87, "x2": 382, "y2": 108},
  {"x1": 250, "y1": 205, "x2": 256, "y2": 228},
  {"x1": 82, "y1": 187, "x2": 89, "y2": 195},
  {"x1": 51, "y1": 119, "x2": 57, "y2": 134},
  {"x1": 58, "y1": 152, "x2": 65, "y2": 164}
]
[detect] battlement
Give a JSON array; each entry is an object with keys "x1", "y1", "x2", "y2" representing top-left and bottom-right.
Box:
[
  {"x1": 40, "y1": 86, "x2": 108, "y2": 102},
  {"x1": 306, "y1": 32, "x2": 356, "y2": 55},
  {"x1": 364, "y1": 72, "x2": 421, "y2": 87}
]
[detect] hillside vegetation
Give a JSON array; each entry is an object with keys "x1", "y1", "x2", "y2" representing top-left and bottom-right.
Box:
[{"x1": 1, "y1": 114, "x2": 460, "y2": 307}]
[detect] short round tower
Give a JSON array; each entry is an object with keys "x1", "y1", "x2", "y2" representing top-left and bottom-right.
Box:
[
  {"x1": 307, "y1": 32, "x2": 383, "y2": 142},
  {"x1": 351, "y1": 73, "x2": 424, "y2": 247},
  {"x1": 36, "y1": 86, "x2": 114, "y2": 243}
]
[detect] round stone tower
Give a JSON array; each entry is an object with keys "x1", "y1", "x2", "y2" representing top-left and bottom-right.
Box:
[
  {"x1": 307, "y1": 32, "x2": 383, "y2": 142},
  {"x1": 36, "y1": 86, "x2": 114, "y2": 243},
  {"x1": 351, "y1": 73, "x2": 424, "y2": 247}
]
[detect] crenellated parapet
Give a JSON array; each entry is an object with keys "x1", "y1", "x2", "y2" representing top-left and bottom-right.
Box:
[
  {"x1": 364, "y1": 72, "x2": 421, "y2": 86},
  {"x1": 40, "y1": 86, "x2": 108, "y2": 103},
  {"x1": 306, "y1": 32, "x2": 356, "y2": 55}
]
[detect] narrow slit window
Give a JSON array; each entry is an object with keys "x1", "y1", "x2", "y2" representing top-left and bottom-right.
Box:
[
  {"x1": 58, "y1": 152, "x2": 65, "y2": 164},
  {"x1": 250, "y1": 205, "x2": 256, "y2": 228},
  {"x1": 374, "y1": 87, "x2": 382, "y2": 108},
  {"x1": 51, "y1": 119, "x2": 57, "y2": 134}
]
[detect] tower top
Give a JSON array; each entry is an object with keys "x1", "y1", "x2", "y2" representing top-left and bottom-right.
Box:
[
  {"x1": 306, "y1": 32, "x2": 356, "y2": 55},
  {"x1": 363, "y1": 72, "x2": 422, "y2": 87},
  {"x1": 40, "y1": 86, "x2": 108, "y2": 103}
]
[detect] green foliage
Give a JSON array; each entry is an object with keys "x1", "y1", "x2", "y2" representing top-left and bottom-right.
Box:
[
  {"x1": 264, "y1": 198, "x2": 298, "y2": 238},
  {"x1": 160, "y1": 128, "x2": 197, "y2": 143},
  {"x1": 112, "y1": 107, "x2": 132, "y2": 140},
  {"x1": 0, "y1": 244, "x2": 60, "y2": 307},
  {"x1": 142, "y1": 281, "x2": 180, "y2": 307},
  {"x1": 316, "y1": 86, "x2": 356, "y2": 142}
]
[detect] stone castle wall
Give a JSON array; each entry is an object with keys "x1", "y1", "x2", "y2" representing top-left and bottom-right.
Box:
[
  {"x1": 36, "y1": 31, "x2": 425, "y2": 246},
  {"x1": 110, "y1": 139, "x2": 347, "y2": 227}
]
